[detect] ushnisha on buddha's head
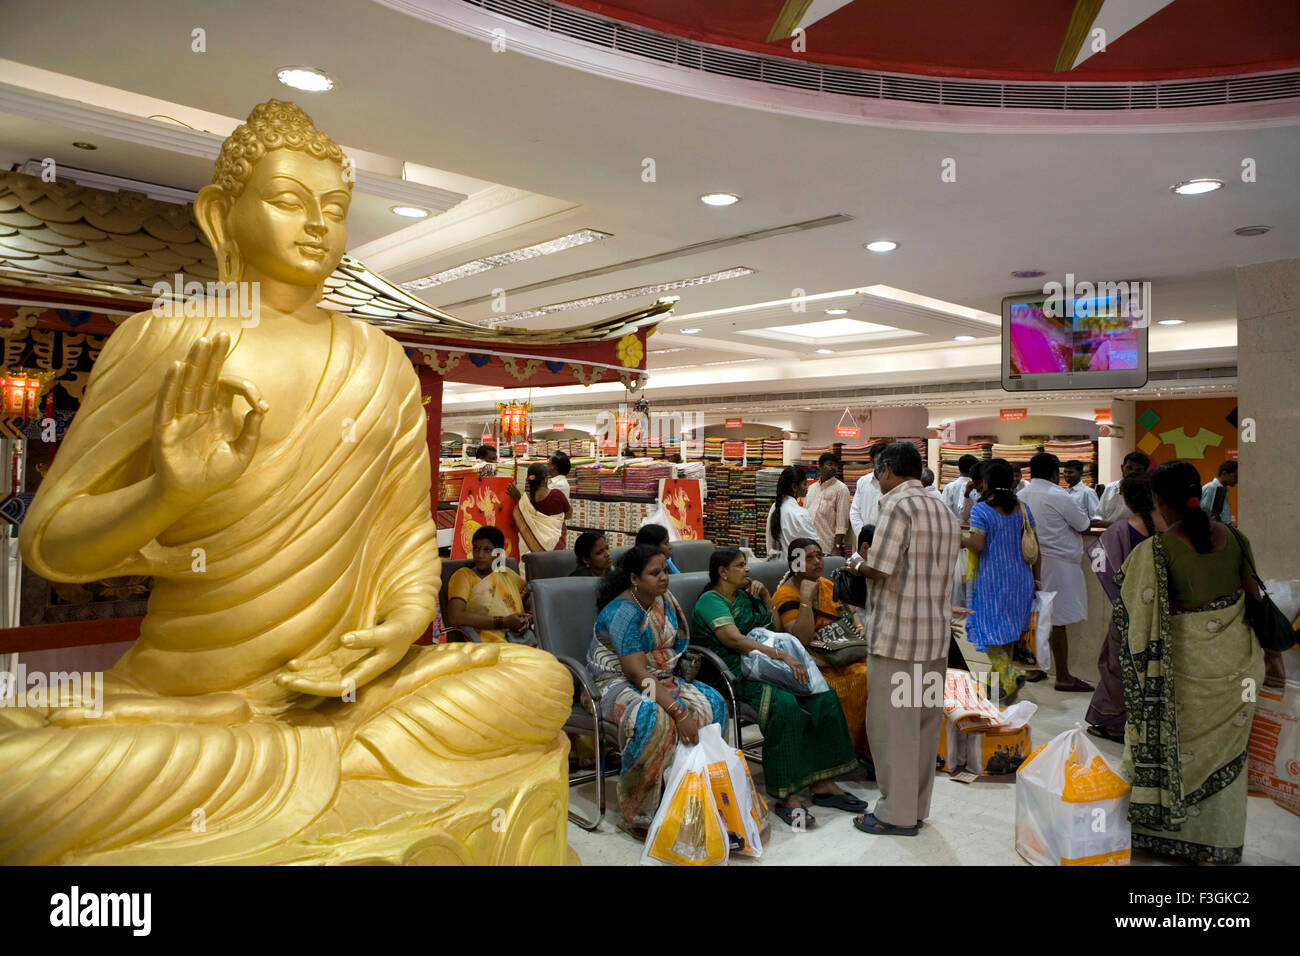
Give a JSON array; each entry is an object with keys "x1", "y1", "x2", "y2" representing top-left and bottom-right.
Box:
[{"x1": 195, "y1": 99, "x2": 352, "y2": 290}]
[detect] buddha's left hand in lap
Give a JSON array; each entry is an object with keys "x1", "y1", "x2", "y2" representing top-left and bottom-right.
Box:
[{"x1": 275, "y1": 606, "x2": 430, "y2": 697}]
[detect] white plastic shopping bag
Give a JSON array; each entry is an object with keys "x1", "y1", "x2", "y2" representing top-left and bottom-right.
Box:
[
  {"x1": 740, "y1": 628, "x2": 830, "y2": 695},
  {"x1": 639, "y1": 503, "x2": 681, "y2": 541},
  {"x1": 1023, "y1": 590, "x2": 1054, "y2": 672},
  {"x1": 1247, "y1": 677, "x2": 1300, "y2": 817},
  {"x1": 698, "y1": 723, "x2": 765, "y2": 858},
  {"x1": 641, "y1": 740, "x2": 728, "y2": 866},
  {"x1": 1015, "y1": 726, "x2": 1131, "y2": 865}
]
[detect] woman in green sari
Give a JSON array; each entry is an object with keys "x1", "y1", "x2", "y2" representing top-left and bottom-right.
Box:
[
  {"x1": 691, "y1": 547, "x2": 864, "y2": 827},
  {"x1": 1114, "y1": 461, "x2": 1265, "y2": 864}
]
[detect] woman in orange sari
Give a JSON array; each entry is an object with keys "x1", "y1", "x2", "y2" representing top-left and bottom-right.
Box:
[{"x1": 772, "y1": 537, "x2": 871, "y2": 766}]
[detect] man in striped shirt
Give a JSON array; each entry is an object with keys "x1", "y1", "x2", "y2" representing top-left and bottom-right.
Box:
[{"x1": 856, "y1": 441, "x2": 961, "y2": 837}]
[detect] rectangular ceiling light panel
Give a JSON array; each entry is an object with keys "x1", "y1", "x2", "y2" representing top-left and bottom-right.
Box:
[{"x1": 401, "y1": 229, "x2": 612, "y2": 290}]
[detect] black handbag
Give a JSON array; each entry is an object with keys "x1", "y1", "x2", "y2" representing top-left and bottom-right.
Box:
[
  {"x1": 808, "y1": 606, "x2": 870, "y2": 667},
  {"x1": 1227, "y1": 527, "x2": 1297, "y2": 652}
]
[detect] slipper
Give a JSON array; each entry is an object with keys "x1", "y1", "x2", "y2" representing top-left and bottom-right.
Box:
[
  {"x1": 812, "y1": 791, "x2": 869, "y2": 813},
  {"x1": 1024, "y1": 669, "x2": 1047, "y2": 682},
  {"x1": 852, "y1": 812, "x2": 918, "y2": 836},
  {"x1": 1086, "y1": 725, "x2": 1124, "y2": 743},
  {"x1": 1054, "y1": 678, "x2": 1095, "y2": 692},
  {"x1": 774, "y1": 804, "x2": 816, "y2": 828}
]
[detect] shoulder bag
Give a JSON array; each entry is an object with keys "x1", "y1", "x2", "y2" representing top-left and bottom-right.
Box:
[
  {"x1": 1018, "y1": 502, "x2": 1039, "y2": 565},
  {"x1": 1226, "y1": 526, "x2": 1297, "y2": 652}
]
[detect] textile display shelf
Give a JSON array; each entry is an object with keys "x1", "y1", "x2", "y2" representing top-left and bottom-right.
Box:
[
  {"x1": 939, "y1": 441, "x2": 993, "y2": 489},
  {"x1": 1043, "y1": 438, "x2": 1098, "y2": 488}
]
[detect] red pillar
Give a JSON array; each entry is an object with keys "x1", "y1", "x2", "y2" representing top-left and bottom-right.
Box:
[
  {"x1": 416, "y1": 364, "x2": 444, "y2": 515},
  {"x1": 415, "y1": 364, "x2": 444, "y2": 645}
]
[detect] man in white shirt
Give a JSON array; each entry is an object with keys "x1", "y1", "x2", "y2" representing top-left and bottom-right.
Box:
[
  {"x1": 920, "y1": 467, "x2": 944, "y2": 499},
  {"x1": 547, "y1": 450, "x2": 572, "y2": 502},
  {"x1": 1062, "y1": 459, "x2": 1100, "y2": 520},
  {"x1": 1098, "y1": 452, "x2": 1151, "y2": 523},
  {"x1": 1200, "y1": 460, "x2": 1237, "y2": 523},
  {"x1": 1012, "y1": 466, "x2": 1029, "y2": 493},
  {"x1": 940, "y1": 454, "x2": 979, "y2": 520},
  {"x1": 1019, "y1": 452, "x2": 1093, "y2": 693},
  {"x1": 849, "y1": 442, "x2": 889, "y2": 540}
]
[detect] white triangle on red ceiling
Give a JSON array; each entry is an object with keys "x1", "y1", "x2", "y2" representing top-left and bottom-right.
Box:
[
  {"x1": 795, "y1": 0, "x2": 858, "y2": 34},
  {"x1": 1072, "y1": 0, "x2": 1177, "y2": 70}
]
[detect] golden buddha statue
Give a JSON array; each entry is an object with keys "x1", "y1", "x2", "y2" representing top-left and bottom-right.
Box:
[{"x1": 0, "y1": 101, "x2": 573, "y2": 865}]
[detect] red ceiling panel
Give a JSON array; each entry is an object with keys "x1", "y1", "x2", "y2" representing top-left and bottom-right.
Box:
[{"x1": 556, "y1": 0, "x2": 1300, "y2": 81}]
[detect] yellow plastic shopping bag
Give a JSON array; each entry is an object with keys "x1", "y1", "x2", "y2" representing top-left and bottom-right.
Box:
[
  {"x1": 1015, "y1": 726, "x2": 1131, "y2": 866},
  {"x1": 699, "y1": 723, "x2": 764, "y2": 858},
  {"x1": 642, "y1": 740, "x2": 728, "y2": 866}
]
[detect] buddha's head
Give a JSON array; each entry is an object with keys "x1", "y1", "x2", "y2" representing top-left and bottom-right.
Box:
[{"x1": 195, "y1": 100, "x2": 352, "y2": 288}]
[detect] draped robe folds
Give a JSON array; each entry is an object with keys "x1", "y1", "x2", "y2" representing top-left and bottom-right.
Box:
[{"x1": 0, "y1": 309, "x2": 572, "y2": 865}]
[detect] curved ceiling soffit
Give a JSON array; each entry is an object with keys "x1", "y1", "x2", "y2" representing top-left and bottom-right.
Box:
[{"x1": 373, "y1": 0, "x2": 1300, "y2": 133}]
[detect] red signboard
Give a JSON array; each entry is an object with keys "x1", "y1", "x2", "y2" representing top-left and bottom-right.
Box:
[
  {"x1": 1000, "y1": 408, "x2": 1027, "y2": 421},
  {"x1": 1094, "y1": 408, "x2": 1112, "y2": 424},
  {"x1": 513, "y1": 441, "x2": 528, "y2": 455},
  {"x1": 1226, "y1": 448, "x2": 1238, "y2": 461},
  {"x1": 725, "y1": 417, "x2": 743, "y2": 428},
  {"x1": 834, "y1": 425, "x2": 860, "y2": 438},
  {"x1": 480, "y1": 431, "x2": 496, "y2": 446},
  {"x1": 722, "y1": 440, "x2": 746, "y2": 458},
  {"x1": 552, "y1": 424, "x2": 564, "y2": 432}
]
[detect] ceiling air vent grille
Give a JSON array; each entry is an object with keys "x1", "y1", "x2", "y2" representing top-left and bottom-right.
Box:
[{"x1": 460, "y1": 0, "x2": 1300, "y2": 112}]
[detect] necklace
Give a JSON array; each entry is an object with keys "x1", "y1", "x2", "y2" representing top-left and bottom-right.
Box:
[{"x1": 630, "y1": 588, "x2": 654, "y2": 613}]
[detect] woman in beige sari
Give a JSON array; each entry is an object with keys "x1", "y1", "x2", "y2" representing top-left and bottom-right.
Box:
[
  {"x1": 510, "y1": 462, "x2": 570, "y2": 556},
  {"x1": 1114, "y1": 461, "x2": 1264, "y2": 864},
  {"x1": 445, "y1": 525, "x2": 532, "y2": 644}
]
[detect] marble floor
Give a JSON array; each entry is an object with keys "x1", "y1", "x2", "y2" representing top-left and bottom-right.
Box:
[{"x1": 567, "y1": 644, "x2": 1300, "y2": 867}]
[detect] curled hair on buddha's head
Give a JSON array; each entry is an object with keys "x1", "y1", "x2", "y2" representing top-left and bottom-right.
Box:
[{"x1": 211, "y1": 100, "x2": 350, "y2": 198}]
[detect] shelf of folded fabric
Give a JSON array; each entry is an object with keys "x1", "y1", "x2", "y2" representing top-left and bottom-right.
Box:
[
  {"x1": 1043, "y1": 437, "x2": 1099, "y2": 488},
  {"x1": 938, "y1": 441, "x2": 993, "y2": 489}
]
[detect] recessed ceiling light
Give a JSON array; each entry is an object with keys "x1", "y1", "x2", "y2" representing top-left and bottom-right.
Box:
[
  {"x1": 954, "y1": 335, "x2": 976, "y2": 342},
  {"x1": 815, "y1": 348, "x2": 834, "y2": 355},
  {"x1": 1170, "y1": 178, "x2": 1223, "y2": 196},
  {"x1": 700, "y1": 193, "x2": 740, "y2": 206},
  {"x1": 276, "y1": 66, "x2": 335, "y2": 92},
  {"x1": 390, "y1": 205, "x2": 430, "y2": 219},
  {"x1": 402, "y1": 229, "x2": 612, "y2": 290},
  {"x1": 71, "y1": 142, "x2": 97, "y2": 151},
  {"x1": 824, "y1": 308, "x2": 848, "y2": 316},
  {"x1": 864, "y1": 240, "x2": 898, "y2": 253},
  {"x1": 1233, "y1": 225, "x2": 1271, "y2": 236},
  {"x1": 1011, "y1": 269, "x2": 1044, "y2": 279},
  {"x1": 1157, "y1": 319, "x2": 1184, "y2": 326},
  {"x1": 681, "y1": 328, "x2": 702, "y2": 334}
]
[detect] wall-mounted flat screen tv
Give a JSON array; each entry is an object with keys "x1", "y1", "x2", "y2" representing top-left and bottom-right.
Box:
[{"x1": 1002, "y1": 282, "x2": 1149, "y2": 391}]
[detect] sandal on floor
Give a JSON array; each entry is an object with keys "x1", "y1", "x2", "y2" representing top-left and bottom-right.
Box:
[
  {"x1": 812, "y1": 791, "x2": 869, "y2": 813},
  {"x1": 1055, "y1": 677, "x2": 1095, "y2": 692},
  {"x1": 1086, "y1": 725, "x2": 1124, "y2": 743},
  {"x1": 774, "y1": 804, "x2": 816, "y2": 828},
  {"x1": 853, "y1": 812, "x2": 919, "y2": 836},
  {"x1": 1024, "y1": 669, "x2": 1046, "y2": 682}
]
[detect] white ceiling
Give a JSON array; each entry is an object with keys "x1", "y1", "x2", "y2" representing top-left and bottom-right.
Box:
[{"x1": 1, "y1": 0, "x2": 1296, "y2": 421}]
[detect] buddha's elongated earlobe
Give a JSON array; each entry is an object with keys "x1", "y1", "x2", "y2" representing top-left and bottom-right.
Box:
[{"x1": 194, "y1": 184, "x2": 240, "y2": 283}]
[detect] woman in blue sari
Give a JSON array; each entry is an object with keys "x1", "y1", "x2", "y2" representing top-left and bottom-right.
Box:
[{"x1": 587, "y1": 545, "x2": 726, "y2": 835}]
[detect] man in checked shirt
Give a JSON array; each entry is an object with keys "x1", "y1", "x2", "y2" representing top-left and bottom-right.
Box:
[{"x1": 854, "y1": 441, "x2": 961, "y2": 837}]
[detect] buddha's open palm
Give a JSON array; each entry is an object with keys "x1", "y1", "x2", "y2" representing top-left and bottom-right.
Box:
[{"x1": 154, "y1": 332, "x2": 266, "y2": 500}]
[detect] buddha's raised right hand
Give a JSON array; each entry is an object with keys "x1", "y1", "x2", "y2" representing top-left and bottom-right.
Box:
[{"x1": 155, "y1": 332, "x2": 267, "y2": 501}]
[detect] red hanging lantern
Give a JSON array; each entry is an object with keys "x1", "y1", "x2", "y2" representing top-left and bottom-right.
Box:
[{"x1": 495, "y1": 401, "x2": 532, "y2": 442}]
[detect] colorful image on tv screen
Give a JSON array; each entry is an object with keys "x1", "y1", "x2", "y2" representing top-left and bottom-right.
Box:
[
  {"x1": 1008, "y1": 302, "x2": 1070, "y2": 374},
  {"x1": 1009, "y1": 300, "x2": 1140, "y2": 375}
]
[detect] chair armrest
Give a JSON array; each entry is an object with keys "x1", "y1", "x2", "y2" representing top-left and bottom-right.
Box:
[
  {"x1": 443, "y1": 626, "x2": 481, "y2": 643},
  {"x1": 554, "y1": 655, "x2": 600, "y2": 703},
  {"x1": 683, "y1": 646, "x2": 738, "y2": 694}
]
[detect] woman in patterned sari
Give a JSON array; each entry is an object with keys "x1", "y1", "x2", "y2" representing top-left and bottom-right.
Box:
[
  {"x1": 772, "y1": 538, "x2": 871, "y2": 767},
  {"x1": 1114, "y1": 461, "x2": 1264, "y2": 864},
  {"x1": 445, "y1": 525, "x2": 532, "y2": 644},
  {"x1": 587, "y1": 544, "x2": 726, "y2": 836},
  {"x1": 692, "y1": 547, "x2": 864, "y2": 828}
]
